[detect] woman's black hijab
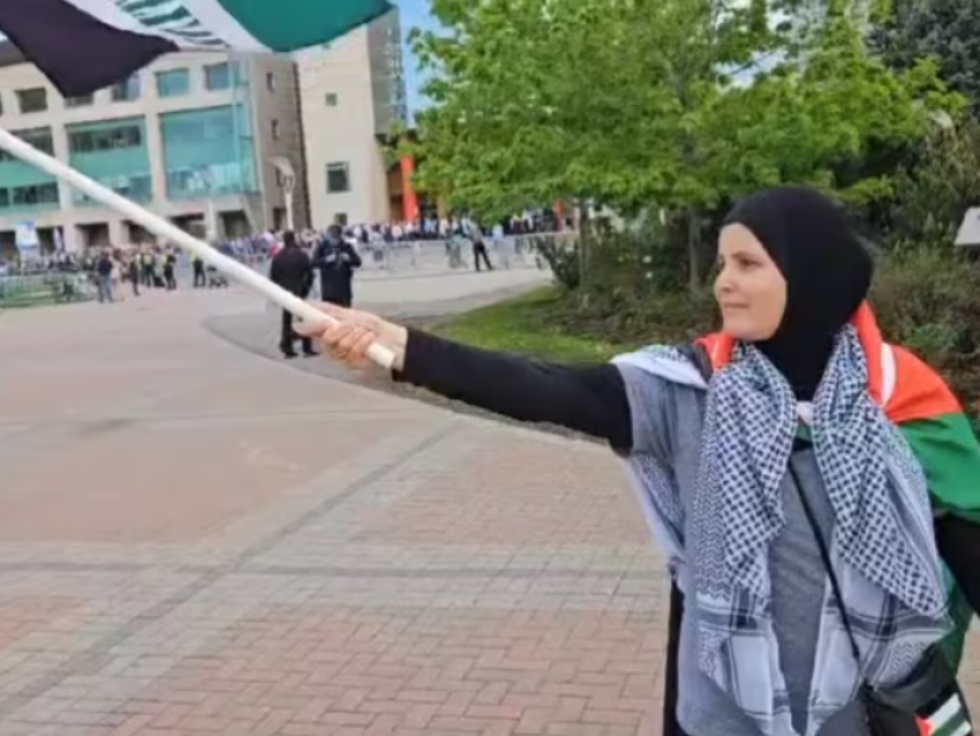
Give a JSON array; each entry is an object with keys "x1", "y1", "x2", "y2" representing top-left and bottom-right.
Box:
[{"x1": 722, "y1": 186, "x2": 873, "y2": 400}]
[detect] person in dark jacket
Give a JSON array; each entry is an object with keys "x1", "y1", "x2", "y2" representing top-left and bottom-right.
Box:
[
  {"x1": 269, "y1": 231, "x2": 316, "y2": 359},
  {"x1": 300, "y1": 187, "x2": 980, "y2": 736},
  {"x1": 126, "y1": 254, "x2": 140, "y2": 297},
  {"x1": 94, "y1": 249, "x2": 114, "y2": 304},
  {"x1": 312, "y1": 225, "x2": 362, "y2": 307},
  {"x1": 162, "y1": 248, "x2": 177, "y2": 290}
]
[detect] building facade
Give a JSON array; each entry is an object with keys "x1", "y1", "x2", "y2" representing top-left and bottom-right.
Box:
[
  {"x1": 0, "y1": 44, "x2": 308, "y2": 255},
  {"x1": 296, "y1": 8, "x2": 410, "y2": 230}
]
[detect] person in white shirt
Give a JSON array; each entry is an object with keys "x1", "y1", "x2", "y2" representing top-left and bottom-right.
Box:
[{"x1": 491, "y1": 221, "x2": 510, "y2": 269}]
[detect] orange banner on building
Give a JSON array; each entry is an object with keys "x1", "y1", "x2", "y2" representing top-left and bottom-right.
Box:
[{"x1": 399, "y1": 155, "x2": 419, "y2": 222}]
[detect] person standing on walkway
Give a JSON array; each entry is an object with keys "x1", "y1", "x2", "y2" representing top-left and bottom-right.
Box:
[
  {"x1": 191, "y1": 252, "x2": 206, "y2": 288},
  {"x1": 139, "y1": 247, "x2": 154, "y2": 287},
  {"x1": 491, "y1": 220, "x2": 510, "y2": 269},
  {"x1": 302, "y1": 186, "x2": 980, "y2": 736},
  {"x1": 94, "y1": 248, "x2": 114, "y2": 304},
  {"x1": 162, "y1": 248, "x2": 177, "y2": 291},
  {"x1": 313, "y1": 225, "x2": 362, "y2": 307},
  {"x1": 465, "y1": 217, "x2": 493, "y2": 272},
  {"x1": 126, "y1": 253, "x2": 140, "y2": 297},
  {"x1": 269, "y1": 231, "x2": 316, "y2": 359}
]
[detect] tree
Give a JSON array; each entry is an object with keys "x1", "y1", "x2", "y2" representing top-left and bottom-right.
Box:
[
  {"x1": 408, "y1": 0, "x2": 777, "y2": 219},
  {"x1": 886, "y1": 118, "x2": 980, "y2": 246},
  {"x1": 408, "y1": 0, "x2": 959, "y2": 291},
  {"x1": 869, "y1": 0, "x2": 980, "y2": 113}
]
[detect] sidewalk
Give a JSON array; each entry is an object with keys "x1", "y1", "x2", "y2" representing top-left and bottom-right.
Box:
[{"x1": 0, "y1": 272, "x2": 976, "y2": 736}]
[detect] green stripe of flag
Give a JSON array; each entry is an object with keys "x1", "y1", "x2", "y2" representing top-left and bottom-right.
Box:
[
  {"x1": 900, "y1": 412, "x2": 980, "y2": 522},
  {"x1": 214, "y1": 0, "x2": 393, "y2": 52}
]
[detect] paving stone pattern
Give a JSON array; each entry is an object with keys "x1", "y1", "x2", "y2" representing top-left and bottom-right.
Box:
[{"x1": 0, "y1": 276, "x2": 978, "y2": 736}]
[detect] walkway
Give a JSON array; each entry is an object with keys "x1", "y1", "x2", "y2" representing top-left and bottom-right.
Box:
[{"x1": 0, "y1": 270, "x2": 976, "y2": 736}]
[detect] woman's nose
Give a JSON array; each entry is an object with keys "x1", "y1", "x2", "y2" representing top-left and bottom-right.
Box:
[{"x1": 715, "y1": 271, "x2": 733, "y2": 294}]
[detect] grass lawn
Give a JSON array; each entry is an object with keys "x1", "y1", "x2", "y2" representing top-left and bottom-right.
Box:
[{"x1": 432, "y1": 286, "x2": 637, "y2": 363}]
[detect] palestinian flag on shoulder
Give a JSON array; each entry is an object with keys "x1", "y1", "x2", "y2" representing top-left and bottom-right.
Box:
[
  {"x1": 917, "y1": 687, "x2": 972, "y2": 736},
  {"x1": 0, "y1": 0, "x2": 392, "y2": 96}
]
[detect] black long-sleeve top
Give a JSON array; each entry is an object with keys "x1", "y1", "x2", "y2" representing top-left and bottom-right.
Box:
[
  {"x1": 393, "y1": 328, "x2": 980, "y2": 618},
  {"x1": 395, "y1": 328, "x2": 633, "y2": 450}
]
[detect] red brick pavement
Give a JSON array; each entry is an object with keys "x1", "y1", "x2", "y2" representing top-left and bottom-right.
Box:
[
  {"x1": 0, "y1": 599, "x2": 81, "y2": 652},
  {"x1": 354, "y1": 438, "x2": 650, "y2": 548},
  {"x1": 0, "y1": 417, "x2": 420, "y2": 545},
  {"x1": 104, "y1": 607, "x2": 663, "y2": 736},
  {"x1": 0, "y1": 290, "x2": 978, "y2": 736}
]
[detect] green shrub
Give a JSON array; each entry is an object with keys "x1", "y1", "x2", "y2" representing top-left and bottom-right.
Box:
[
  {"x1": 871, "y1": 246, "x2": 980, "y2": 407},
  {"x1": 532, "y1": 235, "x2": 580, "y2": 290},
  {"x1": 559, "y1": 243, "x2": 980, "y2": 408}
]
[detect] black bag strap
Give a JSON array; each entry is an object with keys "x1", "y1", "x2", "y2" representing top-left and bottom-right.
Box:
[{"x1": 787, "y1": 462, "x2": 866, "y2": 674}]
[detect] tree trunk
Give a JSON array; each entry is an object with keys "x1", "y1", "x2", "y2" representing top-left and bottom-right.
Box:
[{"x1": 687, "y1": 210, "x2": 702, "y2": 294}]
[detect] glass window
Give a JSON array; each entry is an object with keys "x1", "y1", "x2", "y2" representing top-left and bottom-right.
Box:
[
  {"x1": 156, "y1": 69, "x2": 190, "y2": 98},
  {"x1": 16, "y1": 88, "x2": 47, "y2": 114},
  {"x1": 204, "y1": 62, "x2": 230, "y2": 91},
  {"x1": 266, "y1": 72, "x2": 276, "y2": 92},
  {"x1": 0, "y1": 127, "x2": 54, "y2": 161},
  {"x1": 271, "y1": 119, "x2": 280, "y2": 140},
  {"x1": 76, "y1": 175, "x2": 152, "y2": 205},
  {"x1": 160, "y1": 105, "x2": 258, "y2": 199},
  {"x1": 10, "y1": 183, "x2": 59, "y2": 207},
  {"x1": 20, "y1": 128, "x2": 54, "y2": 155},
  {"x1": 325, "y1": 93, "x2": 338, "y2": 106},
  {"x1": 111, "y1": 75, "x2": 141, "y2": 102},
  {"x1": 68, "y1": 123, "x2": 143, "y2": 153},
  {"x1": 65, "y1": 94, "x2": 94, "y2": 108},
  {"x1": 326, "y1": 163, "x2": 350, "y2": 193},
  {"x1": 0, "y1": 189, "x2": 9, "y2": 207}
]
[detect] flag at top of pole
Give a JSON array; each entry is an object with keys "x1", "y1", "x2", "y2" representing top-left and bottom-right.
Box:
[{"x1": 0, "y1": 0, "x2": 393, "y2": 96}]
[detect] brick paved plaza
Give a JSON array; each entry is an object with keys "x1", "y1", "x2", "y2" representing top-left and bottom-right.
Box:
[{"x1": 0, "y1": 270, "x2": 978, "y2": 736}]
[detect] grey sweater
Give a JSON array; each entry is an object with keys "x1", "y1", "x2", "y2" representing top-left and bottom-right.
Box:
[{"x1": 618, "y1": 364, "x2": 871, "y2": 736}]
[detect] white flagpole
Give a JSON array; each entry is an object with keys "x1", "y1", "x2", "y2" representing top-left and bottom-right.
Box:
[{"x1": 0, "y1": 126, "x2": 396, "y2": 370}]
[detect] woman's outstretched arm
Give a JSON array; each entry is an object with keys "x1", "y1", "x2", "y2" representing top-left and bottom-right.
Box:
[
  {"x1": 397, "y1": 328, "x2": 632, "y2": 449},
  {"x1": 300, "y1": 304, "x2": 634, "y2": 451}
]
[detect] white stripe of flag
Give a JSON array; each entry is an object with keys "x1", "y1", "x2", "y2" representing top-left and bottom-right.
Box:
[{"x1": 925, "y1": 693, "x2": 970, "y2": 736}]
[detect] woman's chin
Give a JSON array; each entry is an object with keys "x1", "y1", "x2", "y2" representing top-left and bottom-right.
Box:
[{"x1": 722, "y1": 318, "x2": 767, "y2": 342}]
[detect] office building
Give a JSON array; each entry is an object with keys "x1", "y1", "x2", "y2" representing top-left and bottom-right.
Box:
[
  {"x1": 0, "y1": 43, "x2": 308, "y2": 255},
  {"x1": 296, "y1": 8, "x2": 415, "y2": 230}
]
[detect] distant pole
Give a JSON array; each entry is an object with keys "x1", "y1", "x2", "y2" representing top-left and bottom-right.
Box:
[
  {"x1": 271, "y1": 156, "x2": 297, "y2": 232},
  {"x1": 284, "y1": 178, "x2": 296, "y2": 232}
]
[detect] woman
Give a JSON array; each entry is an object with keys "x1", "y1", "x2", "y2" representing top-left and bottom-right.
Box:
[{"x1": 300, "y1": 187, "x2": 980, "y2": 736}]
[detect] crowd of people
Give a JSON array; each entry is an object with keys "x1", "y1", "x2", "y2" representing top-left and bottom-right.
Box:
[
  {"x1": 0, "y1": 210, "x2": 569, "y2": 308},
  {"x1": 0, "y1": 238, "x2": 263, "y2": 304},
  {"x1": 293, "y1": 210, "x2": 569, "y2": 247}
]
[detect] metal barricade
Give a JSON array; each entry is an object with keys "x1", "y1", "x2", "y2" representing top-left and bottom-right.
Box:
[
  {"x1": 379, "y1": 232, "x2": 574, "y2": 272},
  {"x1": 317, "y1": 231, "x2": 575, "y2": 276},
  {"x1": 0, "y1": 272, "x2": 95, "y2": 308}
]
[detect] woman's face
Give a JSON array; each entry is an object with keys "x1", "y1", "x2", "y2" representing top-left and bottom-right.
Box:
[{"x1": 714, "y1": 224, "x2": 787, "y2": 341}]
